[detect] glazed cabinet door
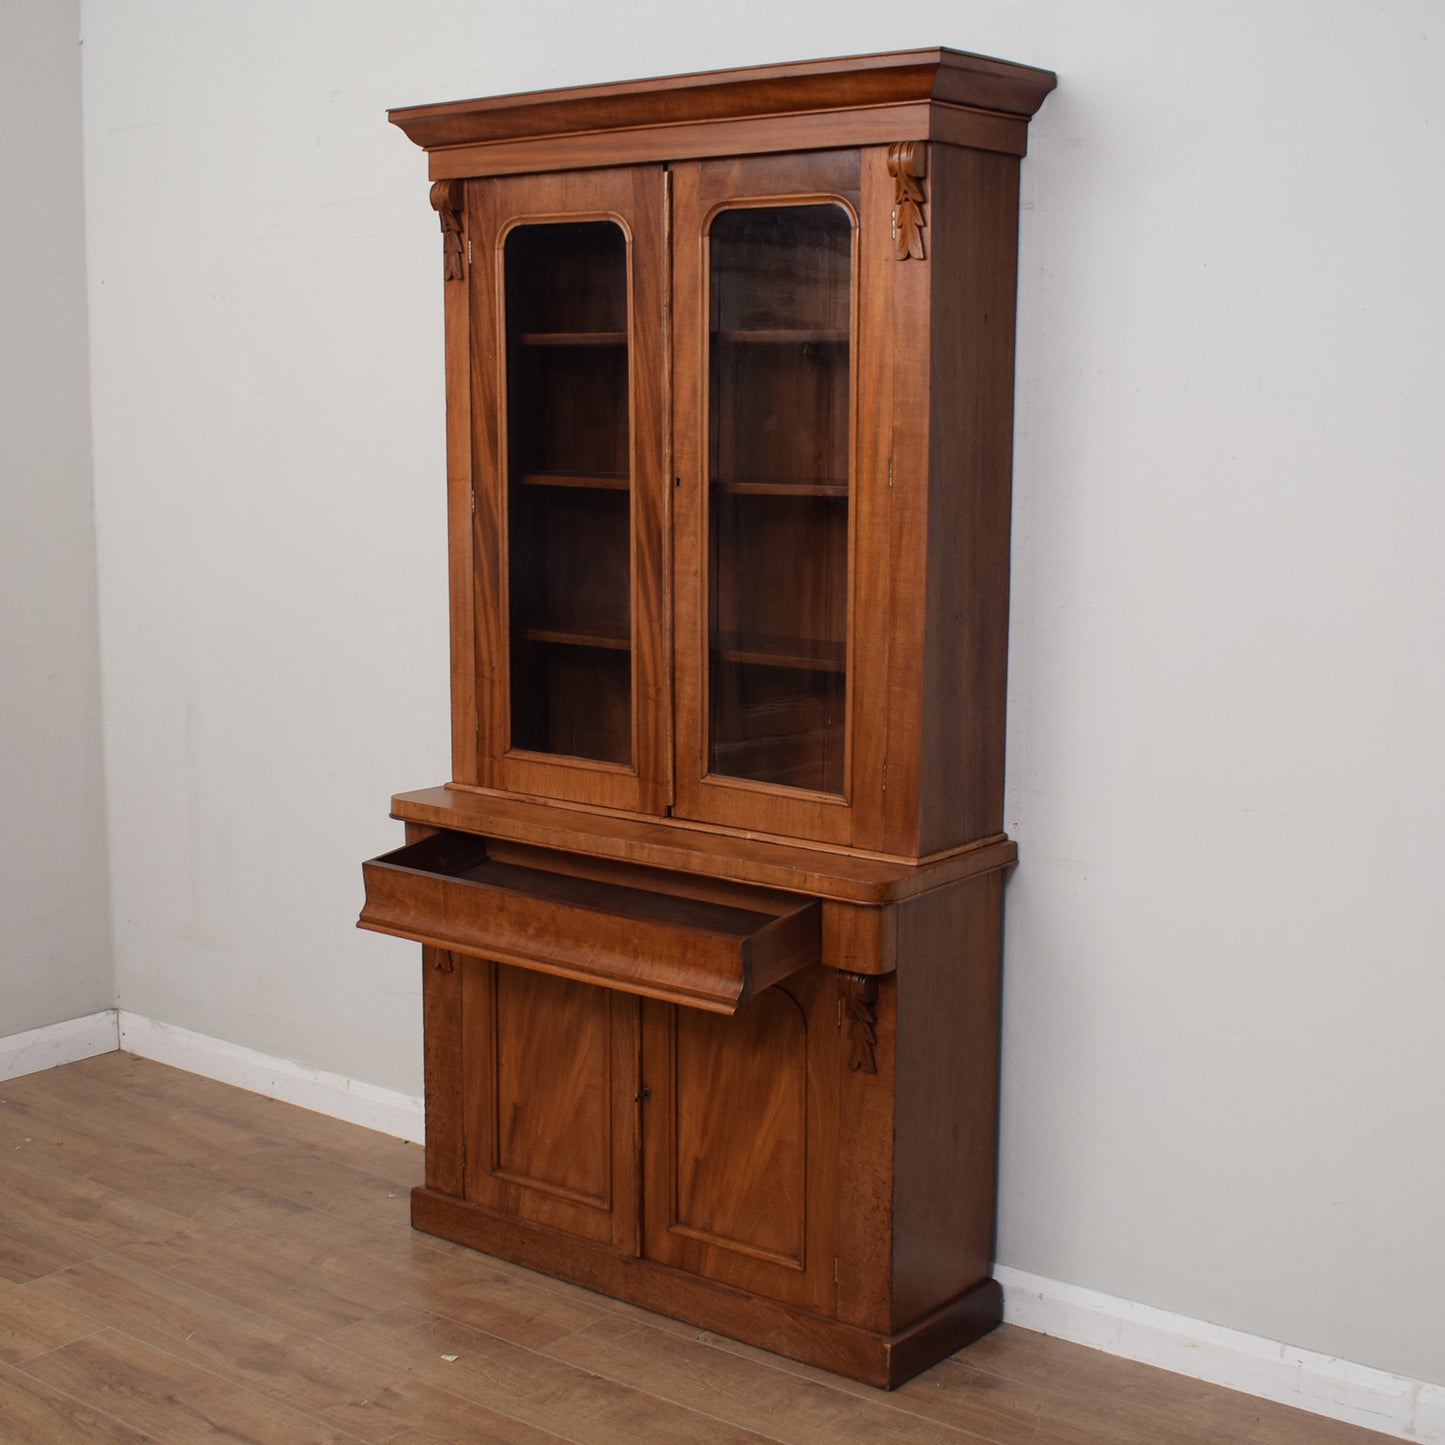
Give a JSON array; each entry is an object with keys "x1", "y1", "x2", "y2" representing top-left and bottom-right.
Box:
[
  {"x1": 639, "y1": 967, "x2": 840, "y2": 1311},
  {"x1": 670, "y1": 150, "x2": 891, "y2": 848},
  {"x1": 459, "y1": 956, "x2": 640, "y2": 1249},
  {"x1": 465, "y1": 167, "x2": 669, "y2": 814}
]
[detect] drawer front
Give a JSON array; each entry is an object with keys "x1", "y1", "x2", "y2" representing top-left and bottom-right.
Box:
[{"x1": 360, "y1": 830, "x2": 820, "y2": 1013}]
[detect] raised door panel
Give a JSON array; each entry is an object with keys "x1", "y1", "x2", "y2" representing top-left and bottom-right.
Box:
[
  {"x1": 466, "y1": 166, "x2": 669, "y2": 815},
  {"x1": 640, "y1": 966, "x2": 839, "y2": 1311},
  {"x1": 462, "y1": 957, "x2": 638, "y2": 1248},
  {"x1": 671, "y1": 150, "x2": 891, "y2": 849}
]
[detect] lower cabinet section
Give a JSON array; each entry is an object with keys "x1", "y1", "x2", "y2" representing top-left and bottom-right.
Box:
[{"x1": 407, "y1": 861, "x2": 1008, "y2": 1389}]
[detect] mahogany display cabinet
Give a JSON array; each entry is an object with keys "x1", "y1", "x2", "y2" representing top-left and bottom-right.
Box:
[{"x1": 360, "y1": 47, "x2": 1054, "y2": 1388}]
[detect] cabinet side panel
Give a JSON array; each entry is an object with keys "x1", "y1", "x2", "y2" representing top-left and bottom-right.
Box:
[
  {"x1": 918, "y1": 145, "x2": 1022, "y2": 851},
  {"x1": 422, "y1": 947, "x2": 464, "y2": 1194},
  {"x1": 890, "y1": 871, "x2": 1002, "y2": 1329}
]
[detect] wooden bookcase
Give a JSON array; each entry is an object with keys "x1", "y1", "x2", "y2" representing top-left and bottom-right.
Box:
[{"x1": 360, "y1": 47, "x2": 1055, "y2": 1388}]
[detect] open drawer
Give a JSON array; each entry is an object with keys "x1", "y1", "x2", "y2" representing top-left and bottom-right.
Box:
[{"x1": 358, "y1": 830, "x2": 820, "y2": 1014}]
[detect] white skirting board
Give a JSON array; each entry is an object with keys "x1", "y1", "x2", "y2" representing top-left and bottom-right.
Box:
[
  {"x1": 2, "y1": 1012, "x2": 1439, "y2": 1439},
  {"x1": 116, "y1": 1012, "x2": 424, "y2": 1143},
  {"x1": 996, "y1": 1264, "x2": 1445, "y2": 1444},
  {"x1": 0, "y1": 1009, "x2": 119, "y2": 1081}
]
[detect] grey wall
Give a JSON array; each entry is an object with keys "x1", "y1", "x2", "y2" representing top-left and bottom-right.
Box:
[{"x1": 0, "y1": 0, "x2": 113, "y2": 1035}]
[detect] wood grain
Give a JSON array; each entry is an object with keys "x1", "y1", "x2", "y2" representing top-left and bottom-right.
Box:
[
  {"x1": 890, "y1": 871, "x2": 1004, "y2": 1327},
  {"x1": 915, "y1": 141, "x2": 1023, "y2": 853},
  {"x1": 0, "y1": 1360, "x2": 150, "y2": 1444},
  {"x1": 421, "y1": 103, "x2": 1030, "y2": 183},
  {"x1": 640, "y1": 971, "x2": 839, "y2": 1312},
  {"x1": 0, "y1": 1276, "x2": 100, "y2": 1366},
  {"x1": 330, "y1": 1304, "x2": 772, "y2": 1444},
  {"x1": 21, "y1": 1330, "x2": 373, "y2": 1445}
]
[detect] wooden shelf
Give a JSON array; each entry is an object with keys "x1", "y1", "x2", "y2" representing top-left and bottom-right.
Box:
[
  {"x1": 521, "y1": 471, "x2": 630, "y2": 491},
  {"x1": 713, "y1": 328, "x2": 847, "y2": 345},
  {"x1": 713, "y1": 478, "x2": 847, "y2": 498},
  {"x1": 519, "y1": 624, "x2": 630, "y2": 652},
  {"x1": 518, "y1": 330, "x2": 627, "y2": 346},
  {"x1": 715, "y1": 631, "x2": 845, "y2": 673}
]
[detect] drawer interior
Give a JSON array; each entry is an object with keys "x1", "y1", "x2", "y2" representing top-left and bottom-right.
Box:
[{"x1": 359, "y1": 829, "x2": 819, "y2": 1012}]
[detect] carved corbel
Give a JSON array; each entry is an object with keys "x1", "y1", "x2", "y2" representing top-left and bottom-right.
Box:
[
  {"x1": 430, "y1": 180, "x2": 466, "y2": 282},
  {"x1": 887, "y1": 142, "x2": 927, "y2": 261},
  {"x1": 839, "y1": 971, "x2": 881, "y2": 1074}
]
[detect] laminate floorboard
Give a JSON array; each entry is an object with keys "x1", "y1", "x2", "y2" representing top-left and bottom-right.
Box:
[{"x1": 0, "y1": 1053, "x2": 1398, "y2": 1444}]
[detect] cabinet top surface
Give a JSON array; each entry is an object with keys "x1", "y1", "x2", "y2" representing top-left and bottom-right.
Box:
[{"x1": 389, "y1": 46, "x2": 1056, "y2": 153}]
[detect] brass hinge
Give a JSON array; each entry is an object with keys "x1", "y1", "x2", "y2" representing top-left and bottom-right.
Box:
[
  {"x1": 834, "y1": 1257, "x2": 840, "y2": 1284},
  {"x1": 888, "y1": 456, "x2": 894, "y2": 488},
  {"x1": 882, "y1": 761, "x2": 888, "y2": 791},
  {"x1": 467, "y1": 238, "x2": 473, "y2": 266},
  {"x1": 470, "y1": 488, "x2": 475, "y2": 518}
]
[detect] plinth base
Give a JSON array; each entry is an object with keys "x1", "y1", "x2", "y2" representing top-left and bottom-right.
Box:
[{"x1": 412, "y1": 1185, "x2": 1002, "y2": 1390}]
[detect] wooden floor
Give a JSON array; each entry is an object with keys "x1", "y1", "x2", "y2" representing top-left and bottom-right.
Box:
[{"x1": 0, "y1": 1054, "x2": 1391, "y2": 1445}]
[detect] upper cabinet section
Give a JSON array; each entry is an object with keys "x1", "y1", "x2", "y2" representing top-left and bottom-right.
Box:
[{"x1": 392, "y1": 50, "x2": 1055, "y2": 859}]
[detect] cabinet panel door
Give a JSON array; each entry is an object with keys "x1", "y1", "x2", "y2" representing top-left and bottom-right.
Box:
[
  {"x1": 671, "y1": 150, "x2": 889, "y2": 848},
  {"x1": 640, "y1": 967, "x2": 839, "y2": 1311},
  {"x1": 467, "y1": 167, "x2": 669, "y2": 815},
  {"x1": 462, "y1": 957, "x2": 639, "y2": 1248}
]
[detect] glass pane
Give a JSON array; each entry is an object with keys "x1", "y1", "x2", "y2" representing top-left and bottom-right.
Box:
[
  {"x1": 707, "y1": 204, "x2": 851, "y2": 794},
  {"x1": 504, "y1": 221, "x2": 632, "y2": 765}
]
